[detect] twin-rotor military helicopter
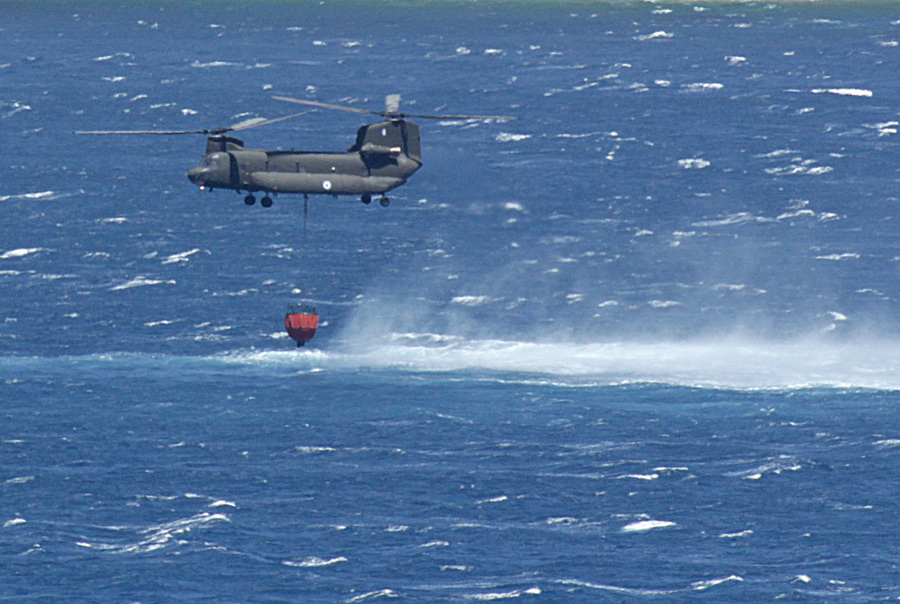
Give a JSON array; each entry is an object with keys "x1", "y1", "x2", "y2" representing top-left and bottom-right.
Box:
[{"x1": 79, "y1": 94, "x2": 515, "y2": 209}]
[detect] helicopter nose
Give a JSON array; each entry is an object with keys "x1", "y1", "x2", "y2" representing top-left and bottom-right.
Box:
[{"x1": 187, "y1": 167, "x2": 206, "y2": 185}]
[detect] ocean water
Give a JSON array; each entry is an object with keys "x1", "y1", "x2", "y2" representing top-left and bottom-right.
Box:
[{"x1": 3, "y1": 1, "x2": 900, "y2": 601}]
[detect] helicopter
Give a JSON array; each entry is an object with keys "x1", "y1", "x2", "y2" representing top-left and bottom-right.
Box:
[{"x1": 78, "y1": 94, "x2": 515, "y2": 209}]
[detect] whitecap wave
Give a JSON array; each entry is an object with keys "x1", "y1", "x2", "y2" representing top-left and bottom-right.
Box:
[
  {"x1": 621, "y1": 519, "x2": 675, "y2": 533},
  {"x1": 692, "y1": 575, "x2": 743, "y2": 590},
  {"x1": 3, "y1": 518, "x2": 26, "y2": 528},
  {"x1": 495, "y1": 133, "x2": 531, "y2": 143},
  {"x1": 728, "y1": 455, "x2": 802, "y2": 480},
  {"x1": 191, "y1": 60, "x2": 239, "y2": 68},
  {"x1": 0, "y1": 248, "x2": 47, "y2": 259},
  {"x1": 77, "y1": 512, "x2": 229, "y2": 554},
  {"x1": 682, "y1": 82, "x2": 724, "y2": 92},
  {"x1": 110, "y1": 276, "x2": 177, "y2": 291},
  {"x1": 556, "y1": 578, "x2": 675, "y2": 596},
  {"x1": 812, "y1": 88, "x2": 872, "y2": 97},
  {"x1": 677, "y1": 158, "x2": 710, "y2": 169},
  {"x1": 635, "y1": 31, "x2": 673, "y2": 41},
  {"x1": 0, "y1": 191, "x2": 57, "y2": 202},
  {"x1": 346, "y1": 590, "x2": 398, "y2": 602},
  {"x1": 283, "y1": 556, "x2": 348, "y2": 568},
  {"x1": 161, "y1": 248, "x2": 206, "y2": 264},
  {"x1": 466, "y1": 587, "x2": 541, "y2": 600}
]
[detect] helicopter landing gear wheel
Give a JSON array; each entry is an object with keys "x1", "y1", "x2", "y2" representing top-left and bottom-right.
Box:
[
  {"x1": 244, "y1": 194, "x2": 256, "y2": 206},
  {"x1": 379, "y1": 196, "x2": 390, "y2": 207},
  {"x1": 361, "y1": 193, "x2": 372, "y2": 205},
  {"x1": 261, "y1": 195, "x2": 273, "y2": 208}
]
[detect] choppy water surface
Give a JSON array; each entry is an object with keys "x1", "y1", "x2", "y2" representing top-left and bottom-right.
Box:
[{"x1": 3, "y1": 1, "x2": 900, "y2": 600}]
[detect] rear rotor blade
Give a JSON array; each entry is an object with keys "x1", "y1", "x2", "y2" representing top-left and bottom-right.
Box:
[
  {"x1": 400, "y1": 112, "x2": 517, "y2": 121},
  {"x1": 271, "y1": 96, "x2": 382, "y2": 116},
  {"x1": 272, "y1": 94, "x2": 516, "y2": 121},
  {"x1": 227, "y1": 110, "x2": 312, "y2": 131}
]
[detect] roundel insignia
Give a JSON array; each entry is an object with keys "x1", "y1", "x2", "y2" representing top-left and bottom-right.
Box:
[{"x1": 322, "y1": 180, "x2": 332, "y2": 191}]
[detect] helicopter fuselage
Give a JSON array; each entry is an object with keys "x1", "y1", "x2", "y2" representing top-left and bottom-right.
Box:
[
  {"x1": 187, "y1": 118, "x2": 422, "y2": 203},
  {"x1": 188, "y1": 148, "x2": 419, "y2": 195}
]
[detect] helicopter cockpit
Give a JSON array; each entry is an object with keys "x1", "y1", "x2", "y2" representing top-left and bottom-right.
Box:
[{"x1": 187, "y1": 153, "x2": 230, "y2": 190}]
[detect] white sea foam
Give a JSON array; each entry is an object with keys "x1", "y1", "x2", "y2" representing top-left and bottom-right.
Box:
[
  {"x1": 1, "y1": 101, "x2": 32, "y2": 117},
  {"x1": 162, "y1": 248, "x2": 204, "y2": 264},
  {"x1": 622, "y1": 519, "x2": 675, "y2": 533},
  {"x1": 730, "y1": 455, "x2": 801, "y2": 480},
  {"x1": 452, "y1": 296, "x2": 491, "y2": 306},
  {"x1": 866, "y1": 121, "x2": 898, "y2": 136},
  {"x1": 1, "y1": 248, "x2": 47, "y2": 259},
  {"x1": 294, "y1": 443, "x2": 338, "y2": 454},
  {"x1": 216, "y1": 334, "x2": 900, "y2": 390},
  {"x1": 682, "y1": 82, "x2": 724, "y2": 92},
  {"x1": 23, "y1": 335, "x2": 900, "y2": 392},
  {"x1": 874, "y1": 439, "x2": 900, "y2": 448},
  {"x1": 283, "y1": 556, "x2": 348, "y2": 567},
  {"x1": 816, "y1": 253, "x2": 859, "y2": 261},
  {"x1": 635, "y1": 31, "x2": 673, "y2": 41},
  {"x1": 145, "y1": 320, "x2": 177, "y2": 327},
  {"x1": 677, "y1": 158, "x2": 710, "y2": 169},
  {"x1": 692, "y1": 575, "x2": 743, "y2": 590},
  {"x1": 79, "y1": 512, "x2": 229, "y2": 554},
  {"x1": 5, "y1": 475, "x2": 34, "y2": 484},
  {"x1": 3, "y1": 518, "x2": 26, "y2": 528},
  {"x1": 812, "y1": 88, "x2": 872, "y2": 97},
  {"x1": 719, "y1": 529, "x2": 753, "y2": 539},
  {"x1": 209, "y1": 500, "x2": 236, "y2": 508},
  {"x1": 0, "y1": 191, "x2": 56, "y2": 202},
  {"x1": 496, "y1": 133, "x2": 531, "y2": 142},
  {"x1": 467, "y1": 587, "x2": 541, "y2": 600},
  {"x1": 111, "y1": 276, "x2": 177, "y2": 291},
  {"x1": 648, "y1": 300, "x2": 680, "y2": 308},
  {"x1": 191, "y1": 60, "x2": 239, "y2": 68},
  {"x1": 776, "y1": 209, "x2": 815, "y2": 221},
  {"x1": 346, "y1": 589, "x2": 399, "y2": 602},
  {"x1": 93, "y1": 53, "x2": 132, "y2": 62},
  {"x1": 765, "y1": 158, "x2": 833, "y2": 176},
  {"x1": 619, "y1": 473, "x2": 659, "y2": 481},
  {"x1": 556, "y1": 579, "x2": 674, "y2": 596}
]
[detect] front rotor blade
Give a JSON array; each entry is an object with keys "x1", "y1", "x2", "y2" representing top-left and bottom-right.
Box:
[{"x1": 75, "y1": 129, "x2": 213, "y2": 135}]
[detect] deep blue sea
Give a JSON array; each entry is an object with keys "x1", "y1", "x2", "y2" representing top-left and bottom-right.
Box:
[{"x1": 4, "y1": 1, "x2": 900, "y2": 601}]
